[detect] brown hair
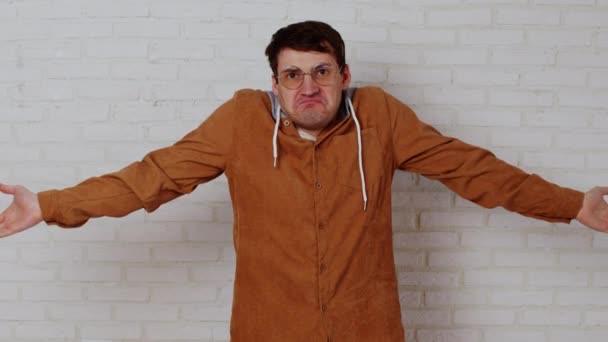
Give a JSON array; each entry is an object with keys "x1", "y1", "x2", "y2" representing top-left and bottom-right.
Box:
[{"x1": 265, "y1": 21, "x2": 346, "y2": 76}]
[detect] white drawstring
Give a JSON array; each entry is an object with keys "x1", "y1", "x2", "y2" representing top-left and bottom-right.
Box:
[
  {"x1": 347, "y1": 98, "x2": 368, "y2": 211},
  {"x1": 272, "y1": 102, "x2": 281, "y2": 168}
]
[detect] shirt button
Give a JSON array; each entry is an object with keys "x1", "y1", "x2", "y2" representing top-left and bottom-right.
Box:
[
  {"x1": 320, "y1": 263, "x2": 326, "y2": 273},
  {"x1": 321, "y1": 304, "x2": 327, "y2": 312},
  {"x1": 283, "y1": 120, "x2": 290, "y2": 126},
  {"x1": 315, "y1": 182, "x2": 322, "y2": 189},
  {"x1": 319, "y1": 223, "x2": 325, "y2": 231}
]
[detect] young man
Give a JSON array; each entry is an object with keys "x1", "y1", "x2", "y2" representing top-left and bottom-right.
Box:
[{"x1": 1, "y1": 21, "x2": 607, "y2": 341}]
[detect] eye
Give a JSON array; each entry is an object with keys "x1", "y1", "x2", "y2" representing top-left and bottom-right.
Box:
[
  {"x1": 316, "y1": 68, "x2": 330, "y2": 76},
  {"x1": 286, "y1": 72, "x2": 299, "y2": 79}
]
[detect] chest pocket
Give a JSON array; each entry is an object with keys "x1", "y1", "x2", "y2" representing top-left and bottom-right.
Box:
[{"x1": 330, "y1": 127, "x2": 386, "y2": 190}]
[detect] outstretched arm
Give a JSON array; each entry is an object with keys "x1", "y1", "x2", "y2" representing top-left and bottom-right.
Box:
[
  {"x1": 577, "y1": 186, "x2": 608, "y2": 232},
  {"x1": 0, "y1": 183, "x2": 42, "y2": 238}
]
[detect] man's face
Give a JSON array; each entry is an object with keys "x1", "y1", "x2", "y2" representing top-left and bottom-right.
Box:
[{"x1": 272, "y1": 48, "x2": 351, "y2": 136}]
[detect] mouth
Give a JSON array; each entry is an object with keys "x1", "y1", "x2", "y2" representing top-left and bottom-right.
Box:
[{"x1": 297, "y1": 98, "x2": 324, "y2": 106}]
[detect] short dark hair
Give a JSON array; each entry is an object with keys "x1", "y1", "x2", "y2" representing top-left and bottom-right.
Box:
[{"x1": 265, "y1": 21, "x2": 346, "y2": 76}]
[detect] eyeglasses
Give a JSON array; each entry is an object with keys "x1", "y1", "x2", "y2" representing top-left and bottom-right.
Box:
[{"x1": 276, "y1": 64, "x2": 343, "y2": 90}]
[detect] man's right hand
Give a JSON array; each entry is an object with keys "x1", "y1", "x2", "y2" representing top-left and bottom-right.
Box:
[{"x1": 0, "y1": 183, "x2": 43, "y2": 238}]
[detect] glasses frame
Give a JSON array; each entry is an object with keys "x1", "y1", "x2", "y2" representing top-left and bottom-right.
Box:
[{"x1": 276, "y1": 64, "x2": 344, "y2": 90}]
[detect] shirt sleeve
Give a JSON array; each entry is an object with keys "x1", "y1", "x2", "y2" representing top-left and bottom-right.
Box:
[
  {"x1": 385, "y1": 91, "x2": 583, "y2": 223},
  {"x1": 38, "y1": 93, "x2": 238, "y2": 228}
]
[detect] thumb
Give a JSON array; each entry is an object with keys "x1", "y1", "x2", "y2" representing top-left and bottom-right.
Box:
[{"x1": 0, "y1": 183, "x2": 17, "y2": 195}]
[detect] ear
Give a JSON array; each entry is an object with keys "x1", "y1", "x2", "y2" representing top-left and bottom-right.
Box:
[
  {"x1": 340, "y1": 64, "x2": 351, "y2": 90},
  {"x1": 272, "y1": 74, "x2": 279, "y2": 96}
]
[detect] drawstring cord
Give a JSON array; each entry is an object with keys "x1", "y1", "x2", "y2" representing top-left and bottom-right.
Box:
[{"x1": 272, "y1": 102, "x2": 281, "y2": 168}]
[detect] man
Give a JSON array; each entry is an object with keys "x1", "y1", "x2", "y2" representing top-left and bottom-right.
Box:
[{"x1": 0, "y1": 21, "x2": 607, "y2": 342}]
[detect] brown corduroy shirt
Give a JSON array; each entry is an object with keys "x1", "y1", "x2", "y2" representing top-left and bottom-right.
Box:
[{"x1": 38, "y1": 87, "x2": 584, "y2": 342}]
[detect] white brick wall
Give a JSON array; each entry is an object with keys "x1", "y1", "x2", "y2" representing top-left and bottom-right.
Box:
[{"x1": 0, "y1": 1, "x2": 606, "y2": 341}]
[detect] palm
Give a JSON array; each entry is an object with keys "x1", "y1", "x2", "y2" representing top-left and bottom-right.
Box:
[
  {"x1": 577, "y1": 186, "x2": 608, "y2": 232},
  {"x1": 0, "y1": 184, "x2": 42, "y2": 238}
]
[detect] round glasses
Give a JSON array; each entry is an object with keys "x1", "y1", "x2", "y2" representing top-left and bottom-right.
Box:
[{"x1": 277, "y1": 64, "x2": 343, "y2": 90}]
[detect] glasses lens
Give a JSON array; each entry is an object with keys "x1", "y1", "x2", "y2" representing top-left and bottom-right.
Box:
[
  {"x1": 312, "y1": 66, "x2": 335, "y2": 86},
  {"x1": 278, "y1": 65, "x2": 340, "y2": 89}
]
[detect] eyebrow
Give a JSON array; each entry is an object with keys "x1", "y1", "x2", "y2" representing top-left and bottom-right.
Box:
[{"x1": 280, "y1": 63, "x2": 333, "y2": 72}]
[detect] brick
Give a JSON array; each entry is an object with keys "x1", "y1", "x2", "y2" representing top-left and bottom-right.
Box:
[
  {"x1": 497, "y1": 9, "x2": 560, "y2": 25},
  {"x1": 483, "y1": 330, "x2": 546, "y2": 342},
  {"x1": 0, "y1": 23, "x2": 49, "y2": 40},
  {"x1": 144, "y1": 323, "x2": 212, "y2": 340},
  {"x1": 0, "y1": 65, "x2": 42, "y2": 81},
  {"x1": 16, "y1": 0, "x2": 81, "y2": 18},
  {"x1": 425, "y1": 291, "x2": 486, "y2": 306},
  {"x1": 490, "y1": 90, "x2": 553, "y2": 106},
  {"x1": 454, "y1": 310, "x2": 515, "y2": 325},
  {"x1": 48, "y1": 62, "x2": 110, "y2": 79},
  {"x1": 114, "y1": 20, "x2": 180, "y2": 38},
  {"x1": 555, "y1": 133, "x2": 608, "y2": 149},
  {"x1": 191, "y1": 264, "x2": 236, "y2": 282},
  {"x1": 21, "y1": 40, "x2": 81, "y2": 59},
  {"x1": 81, "y1": 323, "x2": 142, "y2": 340},
  {"x1": 361, "y1": 8, "x2": 424, "y2": 26},
  {"x1": 0, "y1": 263, "x2": 55, "y2": 281},
  {"x1": 590, "y1": 71, "x2": 608, "y2": 86},
  {"x1": 559, "y1": 52, "x2": 608, "y2": 67},
  {"x1": 526, "y1": 111, "x2": 589, "y2": 128},
  {"x1": 0, "y1": 2, "x2": 16, "y2": 18},
  {"x1": 185, "y1": 223, "x2": 233, "y2": 242},
  {"x1": 87, "y1": 286, "x2": 149, "y2": 302},
  {"x1": 492, "y1": 48, "x2": 556, "y2": 65},
  {"x1": 288, "y1": 3, "x2": 356, "y2": 23},
  {"x1": 521, "y1": 310, "x2": 580, "y2": 326},
  {"x1": 391, "y1": 29, "x2": 455, "y2": 45},
  {"x1": 184, "y1": 23, "x2": 249, "y2": 39},
  {"x1": 84, "y1": 0, "x2": 148, "y2": 17},
  {"x1": 417, "y1": 329, "x2": 481, "y2": 342},
  {"x1": 491, "y1": 130, "x2": 552, "y2": 148},
  {"x1": 150, "y1": 0, "x2": 219, "y2": 18},
  {"x1": 489, "y1": 290, "x2": 553, "y2": 306},
  {"x1": 357, "y1": 47, "x2": 418, "y2": 65},
  {"x1": 528, "y1": 270, "x2": 588, "y2": 287},
  {"x1": 424, "y1": 49, "x2": 487, "y2": 65},
  {"x1": 0, "y1": 303, "x2": 45, "y2": 320},
  {"x1": 8, "y1": 82, "x2": 74, "y2": 101},
  {"x1": 461, "y1": 231, "x2": 524, "y2": 248},
  {"x1": 557, "y1": 290, "x2": 608, "y2": 305},
  {"x1": 528, "y1": 233, "x2": 590, "y2": 248},
  {"x1": 15, "y1": 322, "x2": 76, "y2": 338},
  {"x1": 112, "y1": 62, "x2": 177, "y2": 80},
  {"x1": 126, "y1": 266, "x2": 188, "y2": 282},
  {"x1": 0, "y1": 146, "x2": 41, "y2": 162},
  {"x1": 421, "y1": 211, "x2": 485, "y2": 228},
  {"x1": 87, "y1": 245, "x2": 151, "y2": 262},
  {"x1": 522, "y1": 69, "x2": 586, "y2": 86},
  {"x1": 50, "y1": 22, "x2": 112, "y2": 38},
  {"x1": 147, "y1": 81, "x2": 210, "y2": 101},
  {"x1": 403, "y1": 309, "x2": 451, "y2": 326},
  {"x1": 394, "y1": 232, "x2": 459, "y2": 248},
  {"x1": 454, "y1": 69, "x2": 519, "y2": 86},
  {"x1": 20, "y1": 245, "x2": 84, "y2": 262},
  {"x1": 153, "y1": 244, "x2": 219, "y2": 262},
  {"x1": 149, "y1": 40, "x2": 214, "y2": 60},
  {"x1": 528, "y1": 30, "x2": 593, "y2": 46},
  {"x1": 394, "y1": 251, "x2": 426, "y2": 268},
  {"x1": 428, "y1": 9, "x2": 492, "y2": 26},
  {"x1": 424, "y1": 87, "x2": 484, "y2": 105},
  {"x1": 465, "y1": 270, "x2": 524, "y2": 286},
  {"x1": 399, "y1": 272, "x2": 460, "y2": 288},
  {"x1": 457, "y1": 109, "x2": 521, "y2": 127},
  {"x1": 461, "y1": 30, "x2": 524, "y2": 45},
  {"x1": 85, "y1": 40, "x2": 147, "y2": 58},
  {"x1": 495, "y1": 251, "x2": 556, "y2": 267},
  {"x1": 115, "y1": 303, "x2": 179, "y2": 321},
  {"x1": 179, "y1": 62, "x2": 248, "y2": 81},
  {"x1": 182, "y1": 304, "x2": 231, "y2": 321},
  {"x1": 429, "y1": 251, "x2": 491, "y2": 267},
  {"x1": 151, "y1": 286, "x2": 216, "y2": 303},
  {"x1": 565, "y1": 11, "x2": 608, "y2": 27},
  {"x1": 0, "y1": 284, "x2": 19, "y2": 300},
  {"x1": 221, "y1": 3, "x2": 287, "y2": 20}
]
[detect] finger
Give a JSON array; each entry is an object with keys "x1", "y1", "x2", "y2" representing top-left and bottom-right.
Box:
[
  {"x1": 595, "y1": 186, "x2": 608, "y2": 195},
  {"x1": 0, "y1": 183, "x2": 16, "y2": 195}
]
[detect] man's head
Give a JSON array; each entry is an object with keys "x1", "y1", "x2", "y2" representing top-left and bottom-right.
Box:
[{"x1": 265, "y1": 21, "x2": 351, "y2": 136}]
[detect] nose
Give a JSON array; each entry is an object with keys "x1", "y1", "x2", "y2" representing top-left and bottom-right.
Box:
[{"x1": 300, "y1": 73, "x2": 319, "y2": 95}]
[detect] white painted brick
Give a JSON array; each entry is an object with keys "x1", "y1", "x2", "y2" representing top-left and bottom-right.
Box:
[
  {"x1": 522, "y1": 69, "x2": 586, "y2": 86},
  {"x1": 144, "y1": 323, "x2": 212, "y2": 340},
  {"x1": 589, "y1": 154, "x2": 608, "y2": 169},
  {"x1": 528, "y1": 30, "x2": 593, "y2": 46},
  {"x1": 555, "y1": 133, "x2": 608, "y2": 150},
  {"x1": 429, "y1": 251, "x2": 491, "y2": 267},
  {"x1": 424, "y1": 87, "x2": 484, "y2": 105},
  {"x1": 0, "y1": 284, "x2": 19, "y2": 300},
  {"x1": 50, "y1": 22, "x2": 112, "y2": 38},
  {"x1": 490, "y1": 90, "x2": 553, "y2": 106},
  {"x1": 403, "y1": 309, "x2": 451, "y2": 326},
  {"x1": 0, "y1": 2, "x2": 16, "y2": 18},
  {"x1": 401, "y1": 291, "x2": 423, "y2": 308},
  {"x1": 558, "y1": 90, "x2": 608, "y2": 108},
  {"x1": 483, "y1": 330, "x2": 546, "y2": 342},
  {"x1": 417, "y1": 329, "x2": 481, "y2": 342},
  {"x1": 557, "y1": 290, "x2": 608, "y2": 306},
  {"x1": 84, "y1": 0, "x2": 148, "y2": 17},
  {"x1": 85, "y1": 40, "x2": 147, "y2": 58},
  {"x1": 118, "y1": 223, "x2": 183, "y2": 242},
  {"x1": 528, "y1": 270, "x2": 588, "y2": 287},
  {"x1": 87, "y1": 286, "x2": 149, "y2": 302},
  {"x1": 523, "y1": 150, "x2": 581, "y2": 171},
  {"x1": 497, "y1": 9, "x2": 560, "y2": 25},
  {"x1": 191, "y1": 264, "x2": 236, "y2": 282},
  {"x1": 287, "y1": 3, "x2": 356, "y2": 23},
  {"x1": 361, "y1": 8, "x2": 424, "y2": 26},
  {"x1": 83, "y1": 123, "x2": 144, "y2": 142},
  {"x1": 22, "y1": 285, "x2": 82, "y2": 301},
  {"x1": 87, "y1": 245, "x2": 151, "y2": 262},
  {"x1": 0, "y1": 43, "x2": 17, "y2": 61},
  {"x1": 495, "y1": 251, "x2": 556, "y2": 267},
  {"x1": 454, "y1": 69, "x2": 519, "y2": 86},
  {"x1": 0, "y1": 303, "x2": 45, "y2": 320},
  {"x1": 113, "y1": 102, "x2": 177, "y2": 123},
  {"x1": 151, "y1": 286, "x2": 216, "y2": 303},
  {"x1": 16, "y1": 0, "x2": 81, "y2": 18},
  {"x1": 115, "y1": 303, "x2": 179, "y2": 321},
  {"x1": 357, "y1": 47, "x2": 418, "y2": 65},
  {"x1": 521, "y1": 310, "x2": 580, "y2": 326},
  {"x1": 112, "y1": 62, "x2": 178, "y2": 80},
  {"x1": 0, "y1": 146, "x2": 41, "y2": 162},
  {"x1": 153, "y1": 244, "x2": 219, "y2": 262},
  {"x1": 0, "y1": 65, "x2": 42, "y2": 81},
  {"x1": 179, "y1": 62, "x2": 248, "y2": 81},
  {"x1": 394, "y1": 232, "x2": 459, "y2": 248},
  {"x1": 528, "y1": 233, "x2": 590, "y2": 249},
  {"x1": 424, "y1": 49, "x2": 487, "y2": 65},
  {"x1": 0, "y1": 263, "x2": 55, "y2": 281},
  {"x1": 526, "y1": 111, "x2": 589, "y2": 128},
  {"x1": 461, "y1": 231, "x2": 524, "y2": 248},
  {"x1": 126, "y1": 266, "x2": 188, "y2": 282},
  {"x1": 222, "y1": 3, "x2": 286, "y2": 20},
  {"x1": 15, "y1": 322, "x2": 76, "y2": 339},
  {"x1": 8, "y1": 82, "x2": 74, "y2": 101},
  {"x1": 115, "y1": 20, "x2": 179, "y2": 38},
  {"x1": 488, "y1": 211, "x2": 552, "y2": 229},
  {"x1": 561, "y1": 252, "x2": 608, "y2": 267},
  {"x1": 0, "y1": 325, "x2": 10, "y2": 338},
  {"x1": 393, "y1": 251, "x2": 426, "y2": 268},
  {"x1": 489, "y1": 290, "x2": 553, "y2": 306},
  {"x1": 149, "y1": 40, "x2": 214, "y2": 60},
  {"x1": 44, "y1": 146, "x2": 105, "y2": 162},
  {"x1": 150, "y1": 0, "x2": 219, "y2": 18},
  {"x1": 565, "y1": 11, "x2": 608, "y2": 27},
  {"x1": 185, "y1": 223, "x2": 232, "y2": 242},
  {"x1": 461, "y1": 30, "x2": 524, "y2": 45},
  {"x1": 425, "y1": 290, "x2": 486, "y2": 306},
  {"x1": 590, "y1": 71, "x2": 608, "y2": 86},
  {"x1": 585, "y1": 311, "x2": 608, "y2": 326},
  {"x1": 388, "y1": 68, "x2": 451, "y2": 86},
  {"x1": 48, "y1": 62, "x2": 110, "y2": 79},
  {"x1": 535, "y1": 0, "x2": 594, "y2": 4},
  {"x1": 559, "y1": 52, "x2": 608, "y2": 67},
  {"x1": 147, "y1": 81, "x2": 209, "y2": 101},
  {"x1": 0, "y1": 23, "x2": 49, "y2": 40},
  {"x1": 421, "y1": 211, "x2": 485, "y2": 228},
  {"x1": 391, "y1": 29, "x2": 455, "y2": 45},
  {"x1": 182, "y1": 304, "x2": 231, "y2": 321},
  {"x1": 492, "y1": 48, "x2": 556, "y2": 65},
  {"x1": 549, "y1": 330, "x2": 608, "y2": 342},
  {"x1": 491, "y1": 130, "x2": 552, "y2": 148},
  {"x1": 457, "y1": 109, "x2": 521, "y2": 127},
  {"x1": 81, "y1": 322, "x2": 142, "y2": 340},
  {"x1": 184, "y1": 23, "x2": 249, "y2": 39},
  {"x1": 599, "y1": 32, "x2": 608, "y2": 47},
  {"x1": 399, "y1": 272, "x2": 460, "y2": 288},
  {"x1": 61, "y1": 265, "x2": 121, "y2": 282},
  {"x1": 428, "y1": 10, "x2": 492, "y2": 26},
  {"x1": 21, "y1": 40, "x2": 81, "y2": 59},
  {"x1": 20, "y1": 245, "x2": 84, "y2": 262},
  {"x1": 465, "y1": 270, "x2": 524, "y2": 286},
  {"x1": 329, "y1": 23, "x2": 390, "y2": 43},
  {"x1": 454, "y1": 310, "x2": 515, "y2": 325}
]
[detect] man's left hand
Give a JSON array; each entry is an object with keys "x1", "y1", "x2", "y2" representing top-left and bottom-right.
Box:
[{"x1": 577, "y1": 186, "x2": 608, "y2": 232}]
